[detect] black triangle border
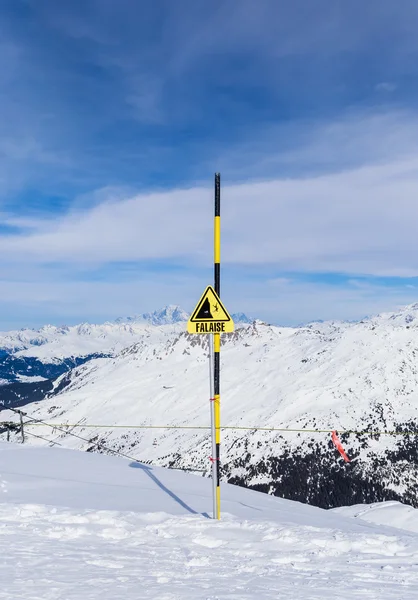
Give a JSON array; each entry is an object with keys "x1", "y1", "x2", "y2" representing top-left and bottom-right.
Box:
[{"x1": 190, "y1": 286, "x2": 231, "y2": 322}]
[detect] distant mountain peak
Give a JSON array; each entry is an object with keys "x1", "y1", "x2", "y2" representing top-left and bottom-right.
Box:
[
  {"x1": 142, "y1": 305, "x2": 189, "y2": 326},
  {"x1": 231, "y1": 312, "x2": 253, "y2": 324},
  {"x1": 115, "y1": 305, "x2": 189, "y2": 326},
  {"x1": 369, "y1": 301, "x2": 418, "y2": 328},
  {"x1": 115, "y1": 306, "x2": 252, "y2": 327}
]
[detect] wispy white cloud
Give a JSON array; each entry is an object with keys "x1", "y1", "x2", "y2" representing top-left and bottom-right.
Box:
[
  {"x1": 2, "y1": 146, "x2": 418, "y2": 278},
  {"x1": 2, "y1": 2, "x2": 418, "y2": 325},
  {"x1": 232, "y1": 277, "x2": 418, "y2": 325},
  {"x1": 0, "y1": 107, "x2": 418, "y2": 326},
  {"x1": 0, "y1": 267, "x2": 211, "y2": 329},
  {"x1": 214, "y1": 110, "x2": 418, "y2": 179},
  {"x1": 0, "y1": 269, "x2": 415, "y2": 329},
  {"x1": 2, "y1": 0, "x2": 418, "y2": 199},
  {"x1": 375, "y1": 82, "x2": 397, "y2": 93}
]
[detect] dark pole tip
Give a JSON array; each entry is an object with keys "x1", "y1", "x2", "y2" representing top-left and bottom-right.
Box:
[{"x1": 214, "y1": 173, "x2": 220, "y2": 218}]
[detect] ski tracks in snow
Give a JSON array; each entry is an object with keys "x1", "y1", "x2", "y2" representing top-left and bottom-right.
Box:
[{"x1": 1, "y1": 504, "x2": 418, "y2": 599}]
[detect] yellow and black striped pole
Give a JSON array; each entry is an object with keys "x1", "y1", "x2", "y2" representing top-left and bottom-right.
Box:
[{"x1": 214, "y1": 172, "x2": 221, "y2": 519}]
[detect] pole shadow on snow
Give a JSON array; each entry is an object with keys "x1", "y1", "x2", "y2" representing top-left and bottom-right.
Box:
[{"x1": 129, "y1": 462, "x2": 210, "y2": 519}]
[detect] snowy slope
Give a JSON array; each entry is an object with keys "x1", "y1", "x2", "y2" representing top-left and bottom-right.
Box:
[
  {"x1": 2, "y1": 442, "x2": 418, "y2": 599},
  {"x1": 3, "y1": 302, "x2": 418, "y2": 508},
  {"x1": 334, "y1": 501, "x2": 418, "y2": 534}
]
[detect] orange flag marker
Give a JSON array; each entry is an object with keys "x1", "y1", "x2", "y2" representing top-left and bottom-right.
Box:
[{"x1": 332, "y1": 430, "x2": 350, "y2": 462}]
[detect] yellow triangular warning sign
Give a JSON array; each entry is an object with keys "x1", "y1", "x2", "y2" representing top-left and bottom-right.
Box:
[{"x1": 187, "y1": 286, "x2": 234, "y2": 334}]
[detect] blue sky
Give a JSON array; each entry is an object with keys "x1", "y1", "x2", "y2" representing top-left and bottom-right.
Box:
[{"x1": 2, "y1": 0, "x2": 418, "y2": 328}]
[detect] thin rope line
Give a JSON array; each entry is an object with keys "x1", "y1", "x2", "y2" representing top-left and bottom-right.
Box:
[
  {"x1": 2, "y1": 419, "x2": 417, "y2": 436},
  {"x1": 0, "y1": 404, "x2": 206, "y2": 472}
]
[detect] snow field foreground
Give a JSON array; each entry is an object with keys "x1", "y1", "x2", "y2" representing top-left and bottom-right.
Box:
[
  {"x1": 334, "y1": 501, "x2": 418, "y2": 534},
  {"x1": 1, "y1": 444, "x2": 418, "y2": 599}
]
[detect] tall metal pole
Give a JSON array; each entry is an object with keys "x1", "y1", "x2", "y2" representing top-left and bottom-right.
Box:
[
  {"x1": 208, "y1": 334, "x2": 217, "y2": 519},
  {"x1": 214, "y1": 173, "x2": 221, "y2": 519}
]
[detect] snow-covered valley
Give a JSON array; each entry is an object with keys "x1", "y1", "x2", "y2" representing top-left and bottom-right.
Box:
[{"x1": 2, "y1": 303, "x2": 418, "y2": 509}]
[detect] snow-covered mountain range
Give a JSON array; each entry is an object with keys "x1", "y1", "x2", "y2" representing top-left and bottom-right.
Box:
[
  {"x1": 0, "y1": 305, "x2": 251, "y2": 361},
  {"x1": 3, "y1": 302, "x2": 418, "y2": 509},
  {"x1": 0, "y1": 305, "x2": 251, "y2": 412},
  {"x1": 0, "y1": 306, "x2": 187, "y2": 359}
]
